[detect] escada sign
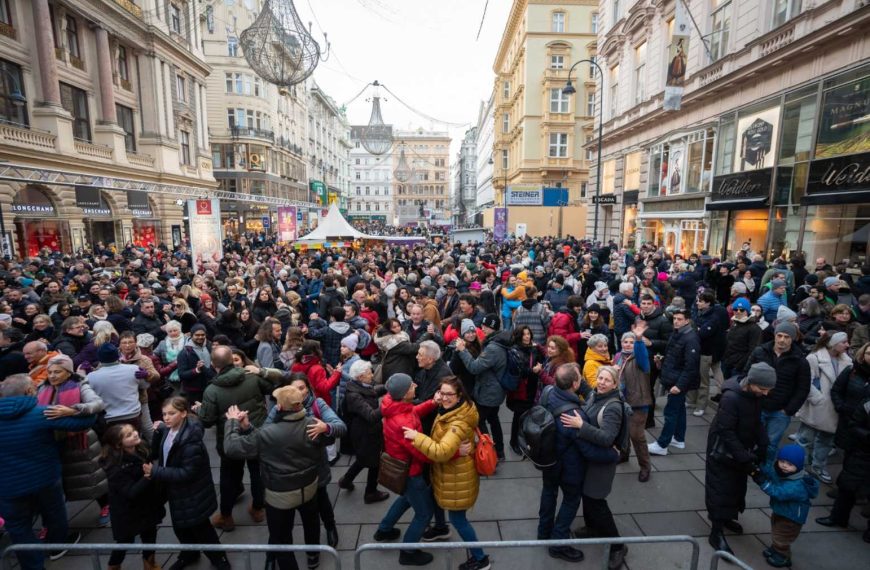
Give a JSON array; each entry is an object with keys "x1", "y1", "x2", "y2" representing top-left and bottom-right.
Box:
[
  {"x1": 807, "y1": 151, "x2": 870, "y2": 195},
  {"x1": 711, "y1": 168, "x2": 772, "y2": 201}
]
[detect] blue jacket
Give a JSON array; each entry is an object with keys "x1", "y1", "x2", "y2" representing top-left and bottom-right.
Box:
[
  {"x1": 0, "y1": 396, "x2": 95, "y2": 499},
  {"x1": 544, "y1": 286, "x2": 571, "y2": 312},
  {"x1": 612, "y1": 293, "x2": 636, "y2": 339},
  {"x1": 543, "y1": 387, "x2": 620, "y2": 487},
  {"x1": 758, "y1": 290, "x2": 785, "y2": 324},
  {"x1": 758, "y1": 464, "x2": 819, "y2": 524}
]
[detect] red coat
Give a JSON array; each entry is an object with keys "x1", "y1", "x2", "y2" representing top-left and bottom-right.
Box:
[
  {"x1": 291, "y1": 355, "x2": 341, "y2": 407},
  {"x1": 443, "y1": 324, "x2": 485, "y2": 345},
  {"x1": 380, "y1": 396, "x2": 437, "y2": 478},
  {"x1": 360, "y1": 308, "x2": 380, "y2": 358}
]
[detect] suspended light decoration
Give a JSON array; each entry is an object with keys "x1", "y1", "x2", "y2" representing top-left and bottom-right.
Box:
[
  {"x1": 361, "y1": 81, "x2": 392, "y2": 155},
  {"x1": 394, "y1": 142, "x2": 413, "y2": 183},
  {"x1": 240, "y1": 0, "x2": 329, "y2": 88}
]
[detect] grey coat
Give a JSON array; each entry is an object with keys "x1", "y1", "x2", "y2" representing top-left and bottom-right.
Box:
[
  {"x1": 578, "y1": 389, "x2": 623, "y2": 499},
  {"x1": 457, "y1": 331, "x2": 510, "y2": 407}
]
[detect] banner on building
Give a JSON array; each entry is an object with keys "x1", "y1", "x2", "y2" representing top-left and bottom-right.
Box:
[
  {"x1": 663, "y1": 0, "x2": 690, "y2": 111},
  {"x1": 815, "y1": 76, "x2": 870, "y2": 159},
  {"x1": 188, "y1": 199, "x2": 223, "y2": 274},
  {"x1": 310, "y1": 180, "x2": 327, "y2": 205},
  {"x1": 734, "y1": 106, "x2": 780, "y2": 172},
  {"x1": 277, "y1": 206, "x2": 297, "y2": 242},
  {"x1": 507, "y1": 185, "x2": 543, "y2": 205},
  {"x1": 493, "y1": 207, "x2": 508, "y2": 241}
]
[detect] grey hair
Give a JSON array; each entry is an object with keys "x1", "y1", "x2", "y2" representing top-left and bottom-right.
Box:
[
  {"x1": 165, "y1": 320, "x2": 182, "y2": 332},
  {"x1": 349, "y1": 359, "x2": 373, "y2": 380},
  {"x1": 588, "y1": 333, "x2": 609, "y2": 349},
  {"x1": 619, "y1": 282, "x2": 634, "y2": 295},
  {"x1": 0, "y1": 374, "x2": 33, "y2": 397},
  {"x1": 418, "y1": 340, "x2": 441, "y2": 361},
  {"x1": 621, "y1": 332, "x2": 637, "y2": 343}
]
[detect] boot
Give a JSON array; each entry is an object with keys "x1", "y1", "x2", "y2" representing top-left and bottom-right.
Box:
[
  {"x1": 143, "y1": 554, "x2": 161, "y2": 570},
  {"x1": 247, "y1": 504, "x2": 265, "y2": 523},
  {"x1": 211, "y1": 513, "x2": 236, "y2": 532},
  {"x1": 398, "y1": 550, "x2": 434, "y2": 566},
  {"x1": 708, "y1": 529, "x2": 733, "y2": 555}
]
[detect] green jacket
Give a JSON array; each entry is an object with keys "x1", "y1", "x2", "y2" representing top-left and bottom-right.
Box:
[{"x1": 198, "y1": 367, "x2": 277, "y2": 454}]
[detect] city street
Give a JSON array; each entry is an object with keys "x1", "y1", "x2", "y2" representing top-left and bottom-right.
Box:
[{"x1": 36, "y1": 400, "x2": 867, "y2": 570}]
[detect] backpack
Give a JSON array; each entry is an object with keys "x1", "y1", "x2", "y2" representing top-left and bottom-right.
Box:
[
  {"x1": 517, "y1": 386, "x2": 579, "y2": 470},
  {"x1": 498, "y1": 345, "x2": 523, "y2": 391},
  {"x1": 594, "y1": 397, "x2": 632, "y2": 457}
]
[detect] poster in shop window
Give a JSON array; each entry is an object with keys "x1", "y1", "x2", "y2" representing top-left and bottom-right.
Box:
[
  {"x1": 188, "y1": 199, "x2": 223, "y2": 274},
  {"x1": 734, "y1": 107, "x2": 780, "y2": 172},
  {"x1": 667, "y1": 142, "x2": 684, "y2": 195},
  {"x1": 663, "y1": 0, "x2": 690, "y2": 111},
  {"x1": 277, "y1": 206, "x2": 297, "y2": 242},
  {"x1": 816, "y1": 77, "x2": 870, "y2": 159}
]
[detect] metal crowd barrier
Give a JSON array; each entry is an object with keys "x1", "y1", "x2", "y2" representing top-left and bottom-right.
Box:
[
  {"x1": 710, "y1": 549, "x2": 755, "y2": 569},
  {"x1": 355, "y1": 535, "x2": 701, "y2": 570},
  {"x1": 0, "y1": 543, "x2": 342, "y2": 570}
]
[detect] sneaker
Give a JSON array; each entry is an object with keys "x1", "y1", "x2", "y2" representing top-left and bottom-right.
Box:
[
  {"x1": 374, "y1": 528, "x2": 401, "y2": 541},
  {"x1": 398, "y1": 549, "x2": 434, "y2": 566},
  {"x1": 548, "y1": 546, "x2": 585, "y2": 563},
  {"x1": 211, "y1": 513, "x2": 236, "y2": 532},
  {"x1": 98, "y1": 505, "x2": 110, "y2": 527},
  {"x1": 364, "y1": 491, "x2": 391, "y2": 504},
  {"x1": 48, "y1": 531, "x2": 82, "y2": 561},
  {"x1": 421, "y1": 525, "x2": 451, "y2": 542},
  {"x1": 648, "y1": 441, "x2": 668, "y2": 456},
  {"x1": 337, "y1": 476, "x2": 355, "y2": 491},
  {"x1": 459, "y1": 555, "x2": 491, "y2": 570},
  {"x1": 812, "y1": 467, "x2": 833, "y2": 485},
  {"x1": 764, "y1": 550, "x2": 792, "y2": 568},
  {"x1": 787, "y1": 433, "x2": 798, "y2": 441},
  {"x1": 692, "y1": 408, "x2": 705, "y2": 417},
  {"x1": 669, "y1": 439, "x2": 686, "y2": 449}
]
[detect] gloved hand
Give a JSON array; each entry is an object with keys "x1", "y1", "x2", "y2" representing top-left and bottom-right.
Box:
[
  {"x1": 135, "y1": 368, "x2": 150, "y2": 379},
  {"x1": 79, "y1": 361, "x2": 93, "y2": 374}
]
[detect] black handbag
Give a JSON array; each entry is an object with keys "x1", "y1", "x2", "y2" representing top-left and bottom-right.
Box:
[{"x1": 377, "y1": 452, "x2": 409, "y2": 495}]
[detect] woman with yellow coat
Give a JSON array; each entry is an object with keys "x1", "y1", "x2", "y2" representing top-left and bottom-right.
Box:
[
  {"x1": 402, "y1": 376, "x2": 491, "y2": 570},
  {"x1": 583, "y1": 333, "x2": 612, "y2": 396}
]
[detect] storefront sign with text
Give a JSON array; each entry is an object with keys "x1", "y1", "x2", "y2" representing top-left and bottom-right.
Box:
[
  {"x1": 711, "y1": 168, "x2": 772, "y2": 201},
  {"x1": 807, "y1": 151, "x2": 870, "y2": 195},
  {"x1": 592, "y1": 195, "x2": 617, "y2": 205}
]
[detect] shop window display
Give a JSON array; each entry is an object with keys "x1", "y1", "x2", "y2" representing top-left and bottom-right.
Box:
[{"x1": 802, "y1": 204, "x2": 870, "y2": 266}]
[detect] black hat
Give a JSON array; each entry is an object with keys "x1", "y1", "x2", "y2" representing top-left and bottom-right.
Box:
[
  {"x1": 481, "y1": 313, "x2": 500, "y2": 331},
  {"x1": 77, "y1": 294, "x2": 90, "y2": 302}
]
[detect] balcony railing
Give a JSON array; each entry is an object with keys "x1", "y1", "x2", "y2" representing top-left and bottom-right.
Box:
[
  {"x1": 113, "y1": 0, "x2": 143, "y2": 19},
  {"x1": 69, "y1": 55, "x2": 85, "y2": 71},
  {"x1": 0, "y1": 21, "x2": 16, "y2": 40},
  {"x1": 229, "y1": 126, "x2": 274, "y2": 141},
  {"x1": 74, "y1": 139, "x2": 113, "y2": 160},
  {"x1": 127, "y1": 151, "x2": 155, "y2": 168},
  {"x1": 0, "y1": 123, "x2": 56, "y2": 151}
]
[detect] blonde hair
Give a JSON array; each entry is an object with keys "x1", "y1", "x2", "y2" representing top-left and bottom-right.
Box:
[{"x1": 92, "y1": 321, "x2": 118, "y2": 347}]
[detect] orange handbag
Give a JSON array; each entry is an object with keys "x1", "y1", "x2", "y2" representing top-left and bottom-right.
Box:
[{"x1": 474, "y1": 427, "x2": 498, "y2": 476}]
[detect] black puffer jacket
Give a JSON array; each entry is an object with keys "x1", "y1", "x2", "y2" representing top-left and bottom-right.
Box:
[
  {"x1": 722, "y1": 318, "x2": 762, "y2": 374},
  {"x1": 836, "y1": 399, "x2": 870, "y2": 495},
  {"x1": 696, "y1": 304, "x2": 729, "y2": 361},
  {"x1": 746, "y1": 342, "x2": 811, "y2": 415},
  {"x1": 705, "y1": 378, "x2": 767, "y2": 521},
  {"x1": 150, "y1": 419, "x2": 216, "y2": 529},
  {"x1": 660, "y1": 325, "x2": 701, "y2": 392},
  {"x1": 830, "y1": 350, "x2": 870, "y2": 450},
  {"x1": 639, "y1": 307, "x2": 672, "y2": 356},
  {"x1": 343, "y1": 380, "x2": 384, "y2": 469},
  {"x1": 103, "y1": 452, "x2": 166, "y2": 540}
]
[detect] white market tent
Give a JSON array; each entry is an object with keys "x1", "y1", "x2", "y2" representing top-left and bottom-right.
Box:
[{"x1": 295, "y1": 203, "x2": 426, "y2": 246}]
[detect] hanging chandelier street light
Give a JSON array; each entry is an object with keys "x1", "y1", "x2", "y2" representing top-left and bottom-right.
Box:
[
  {"x1": 394, "y1": 141, "x2": 413, "y2": 183},
  {"x1": 361, "y1": 81, "x2": 392, "y2": 155},
  {"x1": 241, "y1": 0, "x2": 330, "y2": 88}
]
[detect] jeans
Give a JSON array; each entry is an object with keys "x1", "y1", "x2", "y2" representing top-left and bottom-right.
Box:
[
  {"x1": 537, "y1": 474, "x2": 583, "y2": 540},
  {"x1": 343, "y1": 459, "x2": 381, "y2": 494},
  {"x1": 656, "y1": 391, "x2": 686, "y2": 447},
  {"x1": 448, "y1": 510, "x2": 486, "y2": 560},
  {"x1": 476, "y1": 403, "x2": 505, "y2": 455},
  {"x1": 0, "y1": 479, "x2": 68, "y2": 570},
  {"x1": 219, "y1": 455, "x2": 264, "y2": 515},
  {"x1": 377, "y1": 475, "x2": 433, "y2": 544},
  {"x1": 795, "y1": 423, "x2": 835, "y2": 472},
  {"x1": 761, "y1": 409, "x2": 791, "y2": 464},
  {"x1": 265, "y1": 498, "x2": 320, "y2": 570},
  {"x1": 108, "y1": 527, "x2": 157, "y2": 565},
  {"x1": 582, "y1": 495, "x2": 622, "y2": 552}
]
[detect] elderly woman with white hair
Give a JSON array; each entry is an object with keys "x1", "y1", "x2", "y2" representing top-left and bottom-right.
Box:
[
  {"x1": 154, "y1": 320, "x2": 186, "y2": 386},
  {"x1": 337, "y1": 359, "x2": 390, "y2": 504}
]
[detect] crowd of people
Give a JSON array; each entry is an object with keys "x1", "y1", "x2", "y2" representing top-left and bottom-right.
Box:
[{"x1": 0, "y1": 235, "x2": 869, "y2": 570}]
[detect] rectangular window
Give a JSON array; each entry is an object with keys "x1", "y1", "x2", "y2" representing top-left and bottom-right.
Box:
[
  {"x1": 580, "y1": 182, "x2": 588, "y2": 198},
  {"x1": 227, "y1": 36, "x2": 238, "y2": 57},
  {"x1": 551, "y1": 55, "x2": 564, "y2": 69},
  {"x1": 0, "y1": 59, "x2": 27, "y2": 127},
  {"x1": 59, "y1": 82, "x2": 90, "y2": 141},
  {"x1": 254, "y1": 77, "x2": 262, "y2": 97},
  {"x1": 0, "y1": 1, "x2": 11, "y2": 26},
  {"x1": 180, "y1": 130, "x2": 191, "y2": 165},
  {"x1": 592, "y1": 12, "x2": 599, "y2": 33},
  {"x1": 235, "y1": 73, "x2": 243, "y2": 94},
  {"x1": 612, "y1": 0, "x2": 621, "y2": 27},
  {"x1": 117, "y1": 46, "x2": 129, "y2": 82},
  {"x1": 225, "y1": 73, "x2": 233, "y2": 93},
  {"x1": 634, "y1": 42, "x2": 647, "y2": 104},
  {"x1": 170, "y1": 4, "x2": 182, "y2": 34},
  {"x1": 503, "y1": 81, "x2": 510, "y2": 99},
  {"x1": 772, "y1": 0, "x2": 801, "y2": 29},
  {"x1": 552, "y1": 12, "x2": 565, "y2": 33},
  {"x1": 175, "y1": 75, "x2": 185, "y2": 102},
  {"x1": 609, "y1": 65, "x2": 619, "y2": 118},
  {"x1": 549, "y1": 133, "x2": 568, "y2": 157},
  {"x1": 116, "y1": 104, "x2": 135, "y2": 152},
  {"x1": 65, "y1": 16, "x2": 79, "y2": 58},
  {"x1": 550, "y1": 88, "x2": 569, "y2": 113},
  {"x1": 502, "y1": 113, "x2": 509, "y2": 133},
  {"x1": 501, "y1": 149, "x2": 508, "y2": 170},
  {"x1": 710, "y1": 1, "x2": 731, "y2": 62},
  {"x1": 586, "y1": 92, "x2": 595, "y2": 116},
  {"x1": 589, "y1": 56, "x2": 597, "y2": 79}
]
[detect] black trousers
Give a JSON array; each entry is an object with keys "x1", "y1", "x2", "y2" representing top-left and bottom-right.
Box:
[
  {"x1": 344, "y1": 459, "x2": 380, "y2": 495},
  {"x1": 582, "y1": 496, "x2": 622, "y2": 552},
  {"x1": 107, "y1": 527, "x2": 158, "y2": 565},
  {"x1": 317, "y1": 485, "x2": 335, "y2": 529},
  {"x1": 219, "y1": 454, "x2": 264, "y2": 515},
  {"x1": 174, "y1": 519, "x2": 225, "y2": 564},
  {"x1": 508, "y1": 401, "x2": 532, "y2": 447},
  {"x1": 476, "y1": 403, "x2": 504, "y2": 454},
  {"x1": 266, "y1": 499, "x2": 320, "y2": 570}
]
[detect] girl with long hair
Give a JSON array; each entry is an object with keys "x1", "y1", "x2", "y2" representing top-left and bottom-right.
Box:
[{"x1": 537, "y1": 335, "x2": 576, "y2": 402}]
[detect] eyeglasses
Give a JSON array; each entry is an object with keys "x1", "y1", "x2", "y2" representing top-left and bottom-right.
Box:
[
  {"x1": 437, "y1": 390, "x2": 457, "y2": 397},
  {"x1": 734, "y1": 308, "x2": 748, "y2": 313}
]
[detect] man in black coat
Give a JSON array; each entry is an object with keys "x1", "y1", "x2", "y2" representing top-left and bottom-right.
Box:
[
  {"x1": 688, "y1": 291, "x2": 729, "y2": 417},
  {"x1": 745, "y1": 321, "x2": 811, "y2": 462},
  {"x1": 705, "y1": 363, "x2": 774, "y2": 555},
  {"x1": 638, "y1": 295, "x2": 673, "y2": 427},
  {"x1": 132, "y1": 299, "x2": 167, "y2": 341},
  {"x1": 648, "y1": 309, "x2": 700, "y2": 456}
]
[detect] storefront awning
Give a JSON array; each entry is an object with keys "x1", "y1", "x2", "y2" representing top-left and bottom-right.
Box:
[{"x1": 706, "y1": 198, "x2": 768, "y2": 211}]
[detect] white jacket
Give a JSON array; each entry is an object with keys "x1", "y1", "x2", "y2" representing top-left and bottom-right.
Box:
[{"x1": 797, "y1": 348, "x2": 851, "y2": 434}]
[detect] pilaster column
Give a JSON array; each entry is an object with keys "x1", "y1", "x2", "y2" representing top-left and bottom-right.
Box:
[
  {"x1": 32, "y1": 0, "x2": 61, "y2": 106},
  {"x1": 94, "y1": 27, "x2": 117, "y2": 124}
]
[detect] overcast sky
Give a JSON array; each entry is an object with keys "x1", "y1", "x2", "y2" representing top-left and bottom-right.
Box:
[{"x1": 293, "y1": 0, "x2": 513, "y2": 154}]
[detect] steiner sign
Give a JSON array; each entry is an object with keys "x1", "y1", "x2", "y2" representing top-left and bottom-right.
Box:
[{"x1": 506, "y1": 186, "x2": 543, "y2": 205}]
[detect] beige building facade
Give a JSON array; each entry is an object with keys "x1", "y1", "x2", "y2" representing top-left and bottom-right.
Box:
[
  {"x1": 0, "y1": 0, "x2": 217, "y2": 255},
  {"x1": 595, "y1": 0, "x2": 870, "y2": 264},
  {"x1": 490, "y1": 0, "x2": 598, "y2": 238},
  {"x1": 393, "y1": 129, "x2": 451, "y2": 226}
]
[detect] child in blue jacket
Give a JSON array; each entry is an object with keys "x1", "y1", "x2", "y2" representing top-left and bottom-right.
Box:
[{"x1": 752, "y1": 444, "x2": 819, "y2": 568}]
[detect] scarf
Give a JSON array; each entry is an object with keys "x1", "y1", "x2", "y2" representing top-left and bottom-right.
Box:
[{"x1": 37, "y1": 379, "x2": 88, "y2": 448}]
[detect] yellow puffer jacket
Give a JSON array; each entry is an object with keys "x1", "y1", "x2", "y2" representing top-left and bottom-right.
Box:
[
  {"x1": 583, "y1": 348, "x2": 611, "y2": 390},
  {"x1": 412, "y1": 400, "x2": 480, "y2": 511}
]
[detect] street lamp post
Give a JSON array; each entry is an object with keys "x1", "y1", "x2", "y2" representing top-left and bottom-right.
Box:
[
  {"x1": 563, "y1": 58, "x2": 603, "y2": 243},
  {"x1": 0, "y1": 68, "x2": 27, "y2": 259}
]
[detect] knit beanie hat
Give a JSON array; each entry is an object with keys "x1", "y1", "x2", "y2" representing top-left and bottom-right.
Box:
[
  {"x1": 47, "y1": 354, "x2": 74, "y2": 375},
  {"x1": 341, "y1": 334, "x2": 359, "y2": 352},
  {"x1": 461, "y1": 319, "x2": 476, "y2": 335},
  {"x1": 776, "y1": 305, "x2": 797, "y2": 322},
  {"x1": 771, "y1": 279, "x2": 786, "y2": 290},
  {"x1": 827, "y1": 331, "x2": 849, "y2": 348},
  {"x1": 386, "y1": 373, "x2": 413, "y2": 400},
  {"x1": 774, "y1": 321, "x2": 798, "y2": 340},
  {"x1": 823, "y1": 276, "x2": 838, "y2": 288},
  {"x1": 732, "y1": 298, "x2": 751, "y2": 312},
  {"x1": 776, "y1": 444, "x2": 805, "y2": 472},
  {"x1": 731, "y1": 282, "x2": 748, "y2": 294},
  {"x1": 136, "y1": 333, "x2": 155, "y2": 349},
  {"x1": 746, "y1": 362, "x2": 777, "y2": 389},
  {"x1": 190, "y1": 323, "x2": 207, "y2": 336},
  {"x1": 97, "y1": 342, "x2": 120, "y2": 364},
  {"x1": 481, "y1": 313, "x2": 500, "y2": 331}
]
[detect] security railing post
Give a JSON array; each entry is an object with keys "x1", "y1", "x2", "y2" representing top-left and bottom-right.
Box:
[
  {"x1": 245, "y1": 550, "x2": 252, "y2": 570},
  {"x1": 691, "y1": 539, "x2": 700, "y2": 570},
  {"x1": 90, "y1": 551, "x2": 102, "y2": 570}
]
